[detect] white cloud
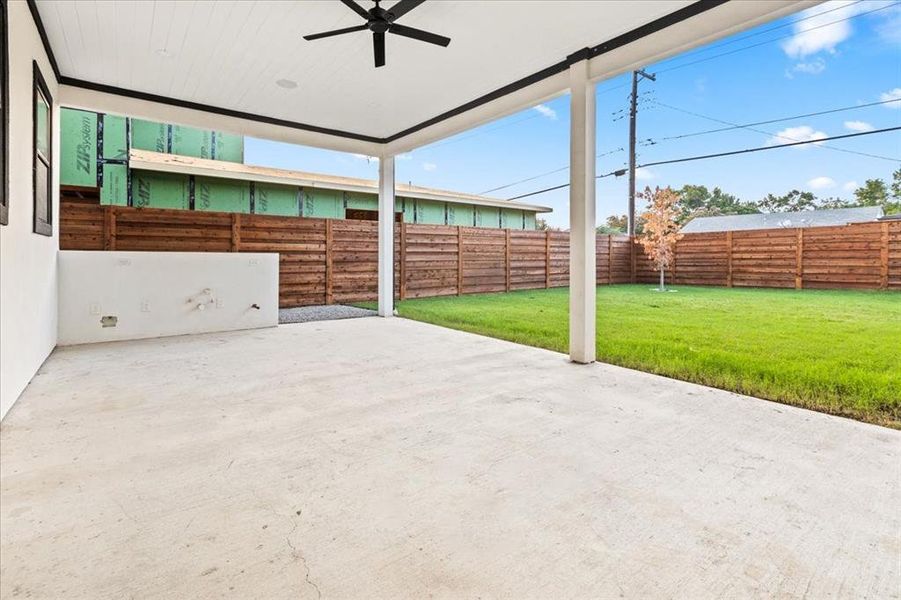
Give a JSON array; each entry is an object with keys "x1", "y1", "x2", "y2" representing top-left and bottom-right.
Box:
[
  {"x1": 422, "y1": 162, "x2": 437, "y2": 172},
  {"x1": 875, "y1": 3, "x2": 901, "y2": 45},
  {"x1": 397, "y1": 153, "x2": 413, "y2": 160},
  {"x1": 766, "y1": 125, "x2": 828, "y2": 148},
  {"x1": 807, "y1": 176, "x2": 836, "y2": 190},
  {"x1": 844, "y1": 120, "x2": 874, "y2": 132},
  {"x1": 880, "y1": 87, "x2": 901, "y2": 107},
  {"x1": 532, "y1": 104, "x2": 557, "y2": 120},
  {"x1": 635, "y1": 167, "x2": 655, "y2": 181},
  {"x1": 842, "y1": 180, "x2": 858, "y2": 192},
  {"x1": 792, "y1": 57, "x2": 827, "y2": 75},
  {"x1": 782, "y1": 0, "x2": 860, "y2": 58}
]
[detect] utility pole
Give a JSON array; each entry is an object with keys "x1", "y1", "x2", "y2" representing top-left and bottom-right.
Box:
[{"x1": 628, "y1": 68, "x2": 655, "y2": 235}]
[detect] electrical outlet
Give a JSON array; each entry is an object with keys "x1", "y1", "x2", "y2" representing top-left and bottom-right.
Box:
[
  {"x1": 89, "y1": 302, "x2": 101, "y2": 315},
  {"x1": 140, "y1": 300, "x2": 151, "y2": 313},
  {"x1": 216, "y1": 298, "x2": 224, "y2": 309}
]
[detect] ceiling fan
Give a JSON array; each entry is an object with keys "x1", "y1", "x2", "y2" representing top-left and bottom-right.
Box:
[{"x1": 303, "y1": 0, "x2": 450, "y2": 68}]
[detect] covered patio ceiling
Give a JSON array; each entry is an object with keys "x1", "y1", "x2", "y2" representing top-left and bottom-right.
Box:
[{"x1": 33, "y1": 0, "x2": 812, "y2": 154}]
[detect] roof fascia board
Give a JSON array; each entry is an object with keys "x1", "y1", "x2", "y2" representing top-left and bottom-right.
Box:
[{"x1": 59, "y1": 83, "x2": 383, "y2": 156}]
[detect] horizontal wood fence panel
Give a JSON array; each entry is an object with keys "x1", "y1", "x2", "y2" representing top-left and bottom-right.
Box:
[{"x1": 59, "y1": 200, "x2": 899, "y2": 306}]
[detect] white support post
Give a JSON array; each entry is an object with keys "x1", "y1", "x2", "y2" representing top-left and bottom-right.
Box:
[
  {"x1": 568, "y1": 58, "x2": 596, "y2": 364},
  {"x1": 378, "y1": 155, "x2": 396, "y2": 317}
]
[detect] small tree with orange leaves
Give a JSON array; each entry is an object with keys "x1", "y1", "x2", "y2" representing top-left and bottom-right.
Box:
[{"x1": 637, "y1": 186, "x2": 683, "y2": 291}]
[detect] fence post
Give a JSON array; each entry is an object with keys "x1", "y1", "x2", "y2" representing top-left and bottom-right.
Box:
[
  {"x1": 230, "y1": 213, "x2": 241, "y2": 252},
  {"x1": 607, "y1": 235, "x2": 613, "y2": 284},
  {"x1": 881, "y1": 222, "x2": 890, "y2": 290},
  {"x1": 630, "y1": 236, "x2": 637, "y2": 283},
  {"x1": 726, "y1": 231, "x2": 733, "y2": 288},
  {"x1": 795, "y1": 229, "x2": 804, "y2": 290},
  {"x1": 505, "y1": 228, "x2": 511, "y2": 292},
  {"x1": 400, "y1": 222, "x2": 407, "y2": 300},
  {"x1": 457, "y1": 226, "x2": 464, "y2": 296},
  {"x1": 545, "y1": 230, "x2": 551, "y2": 289},
  {"x1": 325, "y1": 219, "x2": 333, "y2": 304},
  {"x1": 672, "y1": 241, "x2": 678, "y2": 286},
  {"x1": 102, "y1": 206, "x2": 117, "y2": 251}
]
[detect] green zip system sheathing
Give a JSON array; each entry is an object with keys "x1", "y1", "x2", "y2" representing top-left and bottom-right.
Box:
[
  {"x1": 196, "y1": 177, "x2": 251, "y2": 213},
  {"x1": 60, "y1": 109, "x2": 98, "y2": 188},
  {"x1": 172, "y1": 125, "x2": 212, "y2": 159},
  {"x1": 132, "y1": 171, "x2": 190, "y2": 210},
  {"x1": 415, "y1": 199, "x2": 445, "y2": 225},
  {"x1": 401, "y1": 198, "x2": 415, "y2": 223},
  {"x1": 303, "y1": 188, "x2": 344, "y2": 218},
  {"x1": 215, "y1": 132, "x2": 244, "y2": 163},
  {"x1": 447, "y1": 203, "x2": 474, "y2": 226},
  {"x1": 131, "y1": 119, "x2": 168, "y2": 154},
  {"x1": 100, "y1": 164, "x2": 128, "y2": 206},
  {"x1": 102, "y1": 115, "x2": 128, "y2": 161},
  {"x1": 255, "y1": 183, "x2": 301, "y2": 216},
  {"x1": 345, "y1": 191, "x2": 378, "y2": 211},
  {"x1": 500, "y1": 208, "x2": 525, "y2": 230},
  {"x1": 59, "y1": 108, "x2": 541, "y2": 228},
  {"x1": 475, "y1": 206, "x2": 500, "y2": 228}
]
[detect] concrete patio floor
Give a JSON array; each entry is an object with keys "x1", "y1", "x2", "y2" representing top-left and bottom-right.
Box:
[{"x1": 1, "y1": 318, "x2": 898, "y2": 599}]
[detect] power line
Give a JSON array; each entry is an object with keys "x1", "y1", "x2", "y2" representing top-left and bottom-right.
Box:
[
  {"x1": 487, "y1": 97, "x2": 899, "y2": 196},
  {"x1": 594, "y1": 1, "x2": 870, "y2": 99},
  {"x1": 506, "y1": 127, "x2": 901, "y2": 201},
  {"x1": 651, "y1": 100, "x2": 900, "y2": 162},
  {"x1": 641, "y1": 127, "x2": 900, "y2": 168},
  {"x1": 655, "y1": 98, "x2": 901, "y2": 142},
  {"x1": 478, "y1": 148, "x2": 623, "y2": 195},
  {"x1": 653, "y1": 0, "x2": 865, "y2": 70},
  {"x1": 655, "y1": 2, "x2": 898, "y2": 76}
]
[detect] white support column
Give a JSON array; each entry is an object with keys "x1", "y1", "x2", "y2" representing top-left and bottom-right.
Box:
[
  {"x1": 378, "y1": 155, "x2": 396, "y2": 317},
  {"x1": 568, "y1": 58, "x2": 597, "y2": 363}
]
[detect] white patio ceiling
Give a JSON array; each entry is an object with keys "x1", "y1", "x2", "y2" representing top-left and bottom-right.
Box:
[{"x1": 34, "y1": 0, "x2": 811, "y2": 153}]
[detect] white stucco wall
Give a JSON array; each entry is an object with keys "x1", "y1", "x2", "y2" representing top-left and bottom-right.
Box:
[
  {"x1": 0, "y1": 1, "x2": 60, "y2": 419},
  {"x1": 57, "y1": 251, "x2": 278, "y2": 345}
]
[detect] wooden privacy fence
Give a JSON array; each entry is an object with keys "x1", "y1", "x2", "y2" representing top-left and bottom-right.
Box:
[
  {"x1": 60, "y1": 200, "x2": 899, "y2": 307},
  {"x1": 60, "y1": 200, "x2": 633, "y2": 307},
  {"x1": 633, "y1": 222, "x2": 900, "y2": 290}
]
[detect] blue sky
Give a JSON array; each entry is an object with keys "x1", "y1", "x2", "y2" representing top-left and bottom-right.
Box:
[{"x1": 245, "y1": 0, "x2": 901, "y2": 229}]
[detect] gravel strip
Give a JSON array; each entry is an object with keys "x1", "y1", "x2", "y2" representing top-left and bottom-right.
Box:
[{"x1": 279, "y1": 305, "x2": 377, "y2": 324}]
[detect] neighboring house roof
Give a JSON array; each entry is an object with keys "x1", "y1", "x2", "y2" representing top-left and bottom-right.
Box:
[
  {"x1": 681, "y1": 206, "x2": 885, "y2": 233},
  {"x1": 129, "y1": 149, "x2": 552, "y2": 214}
]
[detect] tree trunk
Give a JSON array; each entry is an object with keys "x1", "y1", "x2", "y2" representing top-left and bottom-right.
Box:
[{"x1": 659, "y1": 266, "x2": 665, "y2": 291}]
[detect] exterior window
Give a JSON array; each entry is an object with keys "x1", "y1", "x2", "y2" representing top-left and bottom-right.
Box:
[
  {"x1": 1, "y1": 1, "x2": 8, "y2": 225},
  {"x1": 33, "y1": 62, "x2": 52, "y2": 236}
]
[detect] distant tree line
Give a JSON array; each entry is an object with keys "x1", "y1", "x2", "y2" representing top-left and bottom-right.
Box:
[{"x1": 595, "y1": 167, "x2": 901, "y2": 234}]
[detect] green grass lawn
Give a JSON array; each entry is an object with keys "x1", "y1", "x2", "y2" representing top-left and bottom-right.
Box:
[{"x1": 363, "y1": 285, "x2": 901, "y2": 428}]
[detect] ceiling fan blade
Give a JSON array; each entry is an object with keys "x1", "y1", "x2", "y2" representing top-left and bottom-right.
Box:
[
  {"x1": 373, "y1": 31, "x2": 386, "y2": 67},
  {"x1": 303, "y1": 23, "x2": 368, "y2": 41},
  {"x1": 339, "y1": 0, "x2": 372, "y2": 20},
  {"x1": 387, "y1": 0, "x2": 425, "y2": 20},
  {"x1": 388, "y1": 23, "x2": 450, "y2": 47}
]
